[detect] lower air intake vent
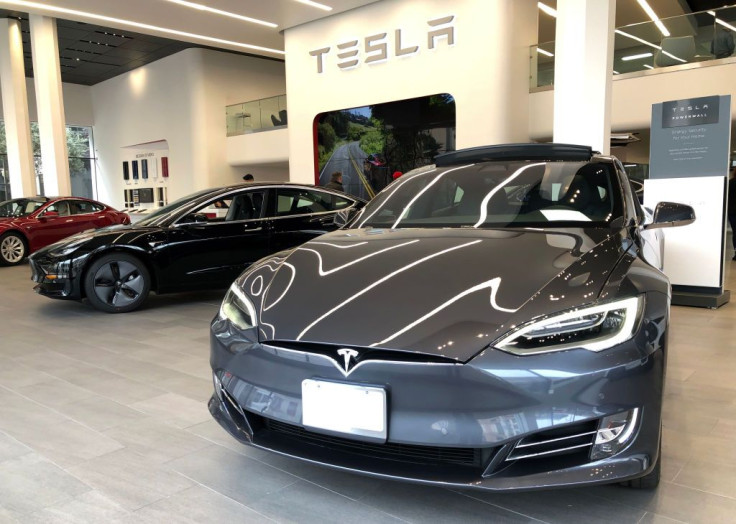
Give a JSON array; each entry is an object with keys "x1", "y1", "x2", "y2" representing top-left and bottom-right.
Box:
[
  {"x1": 506, "y1": 420, "x2": 598, "y2": 461},
  {"x1": 257, "y1": 415, "x2": 483, "y2": 468}
]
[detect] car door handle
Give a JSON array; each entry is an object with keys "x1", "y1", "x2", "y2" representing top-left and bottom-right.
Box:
[
  {"x1": 66, "y1": 219, "x2": 74, "y2": 223},
  {"x1": 245, "y1": 226, "x2": 262, "y2": 232}
]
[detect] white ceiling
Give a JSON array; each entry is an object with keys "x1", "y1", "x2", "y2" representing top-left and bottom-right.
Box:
[{"x1": 0, "y1": 0, "x2": 381, "y2": 59}]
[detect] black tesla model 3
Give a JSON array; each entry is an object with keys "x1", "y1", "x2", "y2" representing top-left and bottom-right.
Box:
[
  {"x1": 209, "y1": 144, "x2": 696, "y2": 491},
  {"x1": 29, "y1": 183, "x2": 363, "y2": 313}
]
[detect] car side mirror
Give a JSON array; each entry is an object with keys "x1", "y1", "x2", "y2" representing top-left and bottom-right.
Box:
[
  {"x1": 40, "y1": 210, "x2": 59, "y2": 220},
  {"x1": 333, "y1": 207, "x2": 358, "y2": 227},
  {"x1": 643, "y1": 201, "x2": 695, "y2": 230}
]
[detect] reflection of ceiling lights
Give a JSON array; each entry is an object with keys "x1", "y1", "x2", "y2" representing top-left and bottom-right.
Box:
[
  {"x1": 708, "y1": 10, "x2": 736, "y2": 32},
  {"x1": 167, "y1": 0, "x2": 277, "y2": 28},
  {"x1": 537, "y1": 48, "x2": 554, "y2": 57},
  {"x1": 636, "y1": 0, "x2": 670, "y2": 37},
  {"x1": 615, "y1": 29, "x2": 685, "y2": 63},
  {"x1": 0, "y1": 0, "x2": 285, "y2": 55},
  {"x1": 538, "y1": 2, "x2": 557, "y2": 17},
  {"x1": 622, "y1": 52, "x2": 653, "y2": 61},
  {"x1": 294, "y1": 0, "x2": 333, "y2": 11},
  {"x1": 643, "y1": 64, "x2": 654, "y2": 69}
]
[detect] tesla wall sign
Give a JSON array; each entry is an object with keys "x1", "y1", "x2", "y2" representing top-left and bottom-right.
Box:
[
  {"x1": 309, "y1": 16, "x2": 455, "y2": 74},
  {"x1": 661, "y1": 95, "x2": 720, "y2": 128}
]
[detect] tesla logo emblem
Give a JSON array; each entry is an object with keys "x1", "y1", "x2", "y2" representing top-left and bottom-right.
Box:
[{"x1": 336, "y1": 348, "x2": 359, "y2": 373}]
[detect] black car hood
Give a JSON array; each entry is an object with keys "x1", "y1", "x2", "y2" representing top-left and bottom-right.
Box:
[{"x1": 254, "y1": 227, "x2": 631, "y2": 361}]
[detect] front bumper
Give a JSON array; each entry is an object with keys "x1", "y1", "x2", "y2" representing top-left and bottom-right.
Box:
[
  {"x1": 209, "y1": 293, "x2": 667, "y2": 491},
  {"x1": 29, "y1": 254, "x2": 83, "y2": 300}
]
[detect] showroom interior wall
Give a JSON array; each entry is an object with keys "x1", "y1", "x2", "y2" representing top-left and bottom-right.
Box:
[
  {"x1": 91, "y1": 48, "x2": 286, "y2": 207},
  {"x1": 530, "y1": 58, "x2": 736, "y2": 162},
  {"x1": 283, "y1": 0, "x2": 538, "y2": 183}
]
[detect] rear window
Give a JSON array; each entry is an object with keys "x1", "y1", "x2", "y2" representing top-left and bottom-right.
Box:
[{"x1": 357, "y1": 161, "x2": 623, "y2": 229}]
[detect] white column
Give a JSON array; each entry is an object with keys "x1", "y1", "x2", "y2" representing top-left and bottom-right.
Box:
[
  {"x1": 30, "y1": 15, "x2": 70, "y2": 196},
  {"x1": 0, "y1": 19, "x2": 36, "y2": 197},
  {"x1": 553, "y1": 0, "x2": 616, "y2": 154}
]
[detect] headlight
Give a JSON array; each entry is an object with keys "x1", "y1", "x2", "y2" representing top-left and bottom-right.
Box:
[
  {"x1": 494, "y1": 296, "x2": 644, "y2": 356},
  {"x1": 219, "y1": 283, "x2": 257, "y2": 330}
]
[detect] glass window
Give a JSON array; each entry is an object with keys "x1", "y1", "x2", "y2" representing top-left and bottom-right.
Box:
[
  {"x1": 358, "y1": 161, "x2": 623, "y2": 229},
  {"x1": 276, "y1": 188, "x2": 352, "y2": 217},
  {"x1": 190, "y1": 190, "x2": 266, "y2": 223},
  {"x1": 44, "y1": 200, "x2": 71, "y2": 217},
  {"x1": 0, "y1": 198, "x2": 47, "y2": 217},
  {"x1": 70, "y1": 200, "x2": 104, "y2": 215}
]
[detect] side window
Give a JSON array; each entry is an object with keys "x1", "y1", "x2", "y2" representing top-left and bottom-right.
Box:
[
  {"x1": 44, "y1": 200, "x2": 71, "y2": 216},
  {"x1": 71, "y1": 201, "x2": 104, "y2": 214},
  {"x1": 276, "y1": 189, "x2": 345, "y2": 216},
  {"x1": 185, "y1": 191, "x2": 266, "y2": 223}
]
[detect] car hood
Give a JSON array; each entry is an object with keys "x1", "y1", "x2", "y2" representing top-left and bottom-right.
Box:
[
  {"x1": 32, "y1": 223, "x2": 160, "y2": 257},
  {"x1": 252, "y1": 227, "x2": 631, "y2": 361}
]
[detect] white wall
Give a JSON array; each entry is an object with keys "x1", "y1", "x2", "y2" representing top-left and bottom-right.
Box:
[
  {"x1": 283, "y1": 0, "x2": 538, "y2": 185},
  {"x1": 90, "y1": 48, "x2": 286, "y2": 208},
  {"x1": 0, "y1": 78, "x2": 93, "y2": 125}
]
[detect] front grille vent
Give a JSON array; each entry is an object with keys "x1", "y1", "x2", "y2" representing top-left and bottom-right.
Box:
[
  {"x1": 506, "y1": 420, "x2": 598, "y2": 461},
  {"x1": 259, "y1": 416, "x2": 482, "y2": 468},
  {"x1": 264, "y1": 341, "x2": 458, "y2": 366}
]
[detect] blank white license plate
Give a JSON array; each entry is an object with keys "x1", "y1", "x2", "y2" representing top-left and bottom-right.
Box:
[{"x1": 301, "y1": 379, "x2": 387, "y2": 441}]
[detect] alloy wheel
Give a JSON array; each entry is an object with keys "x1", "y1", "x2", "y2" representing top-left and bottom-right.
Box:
[
  {"x1": 92, "y1": 260, "x2": 145, "y2": 307},
  {"x1": 1, "y1": 235, "x2": 24, "y2": 263}
]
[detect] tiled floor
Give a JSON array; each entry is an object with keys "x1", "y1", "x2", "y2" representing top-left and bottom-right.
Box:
[{"x1": 1, "y1": 260, "x2": 736, "y2": 524}]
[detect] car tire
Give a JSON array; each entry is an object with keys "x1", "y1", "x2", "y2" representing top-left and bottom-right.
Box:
[
  {"x1": 620, "y1": 436, "x2": 661, "y2": 489},
  {"x1": 84, "y1": 253, "x2": 151, "y2": 313},
  {"x1": 0, "y1": 232, "x2": 27, "y2": 266}
]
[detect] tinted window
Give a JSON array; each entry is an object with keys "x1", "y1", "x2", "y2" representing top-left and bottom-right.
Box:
[
  {"x1": 0, "y1": 198, "x2": 47, "y2": 217},
  {"x1": 71, "y1": 200, "x2": 104, "y2": 214},
  {"x1": 44, "y1": 200, "x2": 71, "y2": 217},
  {"x1": 276, "y1": 188, "x2": 352, "y2": 217},
  {"x1": 358, "y1": 161, "x2": 623, "y2": 229},
  {"x1": 187, "y1": 190, "x2": 266, "y2": 223}
]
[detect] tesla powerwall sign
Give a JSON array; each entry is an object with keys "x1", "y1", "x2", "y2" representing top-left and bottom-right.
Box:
[
  {"x1": 650, "y1": 95, "x2": 730, "y2": 180},
  {"x1": 661, "y1": 95, "x2": 719, "y2": 128},
  {"x1": 647, "y1": 94, "x2": 731, "y2": 298},
  {"x1": 309, "y1": 16, "x2": 455, "y2": 73}
]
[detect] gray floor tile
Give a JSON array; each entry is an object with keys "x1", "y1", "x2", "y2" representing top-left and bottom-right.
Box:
[
  {"x1": 102, "y1": 418, "x2": 211, "y2": 464},
  {"x1": 249, "y1": 480, "x2": 406, "y2": 524},
  {"x1": 67, "y1": 449, "x2": 194, "y2": 511},
  {"x1": 124, "y1": 485, "x2": 274, "y2": 523},
  {"x1": 0, "y1": 453, "x2": 91, "y2": 516},
  {"x1": 166, "y1": 445, "x2": 299, "y2": 505},
  {"x1": 128, "y1": 392, "x2": 212, "y2": 428},
  {"x1": 53, "y1": 396, "x2": 146, "y2": 432},
  {"x1": 0, "y1": 431, "x2": 33, "y2": 464},
  {"x1": 23, "y1": 490, "x2": 131, "y2": 523}
]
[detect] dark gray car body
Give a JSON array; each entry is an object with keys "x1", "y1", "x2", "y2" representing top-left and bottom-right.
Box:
[{"x1": 209, "y1": 147, "x2": 684, "y2": 490}]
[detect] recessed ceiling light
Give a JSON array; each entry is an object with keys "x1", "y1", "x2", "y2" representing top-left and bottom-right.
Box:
[
  {"x1": 167, "y1": 0, "x2": 277, "y2": 28},
  {"x1": 537, "y1": 48, "x2": 554, "y2": 57},
  {"x1": 538, "y1": 2, "x2": 556, "y2": 17},
  {"x1": 616, "y1": 29, "x2": 684, "y2": 63},
  {"x1": 621, "y1": 52, "x2": 653, "y2": 61},
  {"x1": 294, "y1": 0, "x2": 333, "y2": 11},
  {"x1": 636, "y1": 0, "x2": 670, "y2": 37},
  {"x1": 0, "y1": 0, "x2": 285, "y2": 55}
]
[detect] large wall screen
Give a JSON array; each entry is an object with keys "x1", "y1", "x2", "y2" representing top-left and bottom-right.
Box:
[{"x1": 315, "y1": 94, "x2": 456, "y2": 200}]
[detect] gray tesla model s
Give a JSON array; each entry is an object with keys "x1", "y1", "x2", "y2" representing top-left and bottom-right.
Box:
[{"x1": 208, "y1": 144, "x2": 695, "y2": 491}]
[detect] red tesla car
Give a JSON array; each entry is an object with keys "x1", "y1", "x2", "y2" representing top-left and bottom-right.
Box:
[{"x1": 0, "y1": 196, "x2": 130, "y2": 266}]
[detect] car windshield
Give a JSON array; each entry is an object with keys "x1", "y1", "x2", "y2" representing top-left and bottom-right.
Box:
[
  {"x1": 0, "y1": 198, "x2": 47, "y2": 218},
  {"x1": 356, "y1": 160, "x2": 623, "y2": 229},
  {"x1": 136, "y1": 188, "x2": 217, "y2": 226}
]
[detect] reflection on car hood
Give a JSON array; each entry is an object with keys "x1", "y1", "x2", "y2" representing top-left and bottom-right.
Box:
[{"x1": 252, "y1": 227, "x2": 630, "y2": 361}]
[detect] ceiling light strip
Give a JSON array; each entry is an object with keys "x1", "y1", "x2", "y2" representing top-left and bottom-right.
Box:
[
  {"x1": 538, "y1": 2, "x2": 557, "y2": 18},
  {"x1": 636, "y1": 0, "x2": 670, "y2": 37},
  {"x1": 709, "y1": 10, "x2": 736, "y2": 33},
  {"x1": 621, "y1": 52, "x2": 653, "y2": 61},
  {"x1": 294, "y1": 0, "x2": 333, "y2": 11},
  {"x1": 0, "y1": 0, "x2": 285, "y2": 55},
  {"x1": 167, "y1": 0, "x2": 277, "y2": 28},
  {"x1": 536, "y1": 48, "x2": 553, "y2": 57}
]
